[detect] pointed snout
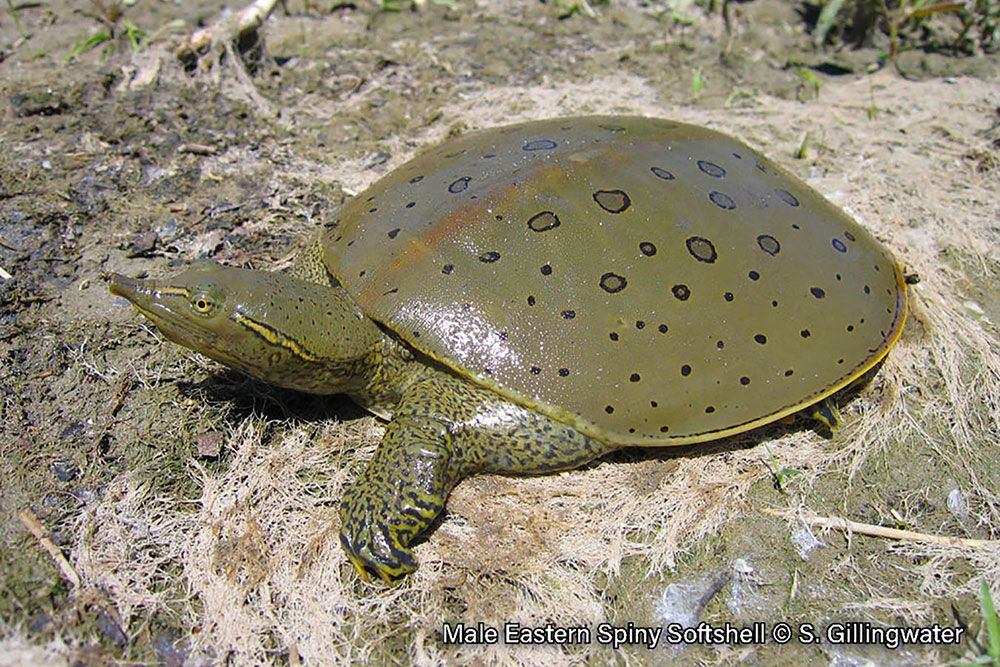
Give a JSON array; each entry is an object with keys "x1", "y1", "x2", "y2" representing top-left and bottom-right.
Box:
[{"x1": 105, "y1": 272, "x2": 147, "y2": 302}]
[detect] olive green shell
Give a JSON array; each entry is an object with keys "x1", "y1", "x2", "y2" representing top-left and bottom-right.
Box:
[{"x1": 323, "y1": 116, "x2": 907, "y2": 446}]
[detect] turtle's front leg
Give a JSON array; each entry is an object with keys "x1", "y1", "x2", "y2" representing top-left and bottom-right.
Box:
[{"x1": 339, "y1": 414, "x2": 457, "y2": 582}]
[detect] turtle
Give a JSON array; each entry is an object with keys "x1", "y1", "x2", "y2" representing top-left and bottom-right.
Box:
[{"x1": 107, "y1": 115, "x2": 908, "y2": 581}]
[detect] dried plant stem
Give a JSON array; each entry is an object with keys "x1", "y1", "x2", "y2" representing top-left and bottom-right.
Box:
[
  {"x1": 763, "y1": 507, "x2": 995, "y2": 548},
  {"x1": 18, "y1": 509, "x2": 82, "y2": 589}
]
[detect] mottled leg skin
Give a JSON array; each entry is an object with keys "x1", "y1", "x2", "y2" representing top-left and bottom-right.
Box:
[
  {"x1": 806, "y1": 397, "x2": 842, "y2": 431},
  {"x1": 340, "y1": 369, "x2": 614, "y2": 582}
]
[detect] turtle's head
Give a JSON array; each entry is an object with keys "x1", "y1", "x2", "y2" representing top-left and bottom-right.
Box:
[{"x1": 107, "y1": 262, "x2": 383, "y2": 394}]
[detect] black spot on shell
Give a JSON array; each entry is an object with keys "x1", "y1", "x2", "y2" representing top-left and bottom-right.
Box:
[
  {"x1": 697, "y1": 160, "x2": 726, "y2": 178},
  {"x1": 639, "y1": 242, "x2": 657, "y2": 256},
  {"x1": 635, "y1": 320, "x2": 645, "y2": 330},
  {"x1": 740, "y1": 376, "x2": 750, "y2": 385},
  {"x1": 523, "y1": 138, "x2": 557, "y2": 151},
  {"x1": 409, "y1": 175, "x2": 424, "y2": 183},
  {"x1": 528, "y1": 211, "x2": 561, "y2": 232},
  {"x1": 810, "y1": 287, "x2": 826, "y2": 298},
  {"x1": 847, "y1": 325, "x2": 855, "y2": 332},
  {"x1": 651, "y1": 166, "x2": 675, "y2": 180},
  {"x1": 541, "y1": 264, "x2": 553, "y2": 276},
  {"x1": 593, "y1": 190, "x2": 631, "y2": 214},
  {"x1": 784, "y1": 369, "x2": 794, "y2": 377},
  {"x1": 801, "y1": 329, "x2": 811, "y2": 338},
  {"x1": 705, "y1": 406, "x2": 716, "y2": 414},
  {"x1": 716, "y1": 340, "x2": 725, "y2": 349},
  {"x1": 558, "y1": 368, "x2": 570, "y2": 377},
  {"x1": 599, "y1": 272, "x2": 627, "y2": 294},
  {"x1": 686, "y1": 236, "x2": 717, "y2": 263},
  {"x1": 660, "y1": 425, "x2": 669, "y2": 432},
  {"x1": 609, "y1": 332, "x2": 619, "y2": 341},
  {"x1": 748, "y1": 271, "x2": 760, "y2": 281},
  {"x1": 709, "y1": 191, "x2": 736, "y2": 210},
  {"x1": 651, "y1": 401, "x2": 659, "y2": 407},
  {"x1": 776, "y1": 189, "x2": 800, "y2": 207},
  {"x1": 442, "y1": 264, "x2": 454, "y2": 275},
  {"x1": 672, "y1": 284, "x2": 691, "y2": 301},
  {"x1": 724, "y1": 292, "x2": 734, "y2": 302},
  {"x1": 629, "y1": 373, "x2": 640, "y2": 382},
  {"x1": 406, "y1": 202, "x2": 416, "y2": 209},
  {"x1": 754, "y1": 334, "x2": 767, "y2": 344},
  {"x1": 757, "y1": 234, "x2": 781, "y2": 256},
  {"x1": 387, "y1": 228, "x2": 400, "y2": 239},
  {"x1": 658, "y1": 324, "x2": 669, "y2": 333},
  {"x1": 561, "y1": 310, "x2": 576, "y2": 319},
  {"x1": 605, "y1": 405, "x2": 615, "y2": 414},
  {"x1": 479, "y1": 251, "x2": 501, "y2": 263},
  {"x1": 864, "y1": 285, "x2": 871, "y2": 295},
  {"x1": 448, "y1": 177, "x2": 471, "y2": 194},
  {"x1": 680, "y1": 364, "x2": 692, "y2": 377},
  {"x1": 369, "y1": 207, "x2": 378, "y2": 213},
  {"x1": 844, "y1": 231, "x2": 856, "y2": 242},
  {"x1": 483, "y1": 153, "x2": 497, "y2": 159},
  {"x1": 598, "y1": 123, "x2": 627, "y2": 133},
  {"x1": 527, "y1": 295, "x2": 536, "y2": 306},
  {"x1": 832, "y1": 238, "x2": 848, "y2": 253},
  {"x1": 530, "y1": 366, "x2": 541, "y2": 374}
]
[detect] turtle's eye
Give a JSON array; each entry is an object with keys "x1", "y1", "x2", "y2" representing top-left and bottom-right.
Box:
[{"x1": 190, "y1": 292, "x2": 216, "y2": 316}]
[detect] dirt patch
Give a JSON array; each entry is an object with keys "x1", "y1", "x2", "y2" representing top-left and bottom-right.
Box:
[{"x1": 1, "y1": 1, "x2": 997, "y2": 665}]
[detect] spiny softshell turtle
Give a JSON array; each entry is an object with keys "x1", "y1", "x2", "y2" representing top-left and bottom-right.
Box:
[{"x1": 108, "y1": 116, "x2": 908, "y2": 581}]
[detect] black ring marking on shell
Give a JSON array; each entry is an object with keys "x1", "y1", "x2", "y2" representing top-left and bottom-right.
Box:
[
  {"x1": 748, "y1": 270, "x2": 760, "y2": 281},
  {"x1": 801, "y1": 329, "x2": 811, "y2": 338},
  {"x1": 832, "y1": 238, "x2": 848, "y2": 253},
  {"x1": 844, "y1": 231, "x2": 856, "y2": 242},
  {"x1": 686, "y1": 236, "x2": 717, "y2": 263},
  {"x1": 757, "y1": 234, "x2": 780, "y2": 256},
  {"x1": 672, "y1": 284, "x2": 691, "y2": 301},
  {"x1": 724, "y1": 292, "x2": 734, "y2": 302},
  {"x1": 635, "y1": 321, "x2": 646, "y2": 330},
  {"x1": 527, "y1": 295, "x2": 536, "y2": 306},
  {"x1": 740, "y1": 376, "x2": 750, "y2": 385},
  {"x1": 629, "y1": 373, "x2": 641, "y2": 382},
  {"x1": 541, "y1": 263, "x2": 553, "y2": 276},
  {"x1": 593, "y1": 190, "x2": 631, "y2": 214},
  {"x1": 705, "y1": 406, "x2": 716, "y2": 414},
  {"x1": 639, "y1": 242, "x2": 657, "y2": 256},
  {"x1": 785, "y1": 369, "x2": 794, "y2": 376},
  {"x1": 658, "y1": 324, "x2": 668, "y2": 333},
  {"x1": 558, "y1": 368, "x2": 570, "y2": 377},
  {"x1": 409, "y1": 175, "x2": 424, "y2": 183},
  {"x1": 523, "y1": 139, "x2": 557, "y2": 151},
  {"x1": 605, "y1": 405, "x2": 614, "y2": 414},
  {"x1": 387, "y1": 228, "x2": 401, "y2": 239},
  {"x1": 561, "y1": 310, "x2": 576, "y2": 319},
  {"x1": 660, "y1": 425, "x2": 669, "y2": 432},
  {"x1": 651, "y1": 166, "x2": 675, "y2": 180},
  {"x1": 442, "y1": 264, "x2": 454, "y2": 275},
  {"x1": 448, "y1": 176, "x2": 471, "y2": 194},
  {"x1": 709, "y1": 191, "x2": 736, "y2": 210},
  {"x1": 776, "y1": 189, "x2": 800, "y2": 207},
  {"x1": 864, "y1": 285, "x2": 871, "y2": 295},
  {"x1": 681, "y1": 364, "x2": 692, "y2": 376},
  {"x1": 609, "y1": 332, "x2": 619, "y2": 341},
  {"x1": 479, "y1": 251, "x2": 501, "y2": 263},
  {"x1": 599, "y1": 272, "x2": 627, "y2": 294},
  {"x1": 530, "y1": 366, "x2": 541, "y2": 374},
  {"x1": 717, "y1": 340, "x2": 725, "y2": 349},
  {"x1": 754, "y1": 334, "x2": 767, "y2": 344},
  {"x1": 528, "y1": 211, "x2": 561, "y2": 233},
  {"x1": 810, "y1": 287, "x2": 826, "y2": 298},
  {"x1": 697, "y1": 160, "x2": 726, "y2": 178}
]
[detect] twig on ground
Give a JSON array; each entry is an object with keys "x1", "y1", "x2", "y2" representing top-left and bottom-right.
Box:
[
  {"x1": 762, "y1": 507, "x2": 996, "y2": 548},
  {"x1": 18, "y1": 509, "x2": 82, "y2": 589}
]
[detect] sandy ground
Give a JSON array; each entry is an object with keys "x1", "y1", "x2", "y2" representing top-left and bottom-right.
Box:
[{"x1": 1, "y1": 0, "x2": 998, "y2": 665}]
